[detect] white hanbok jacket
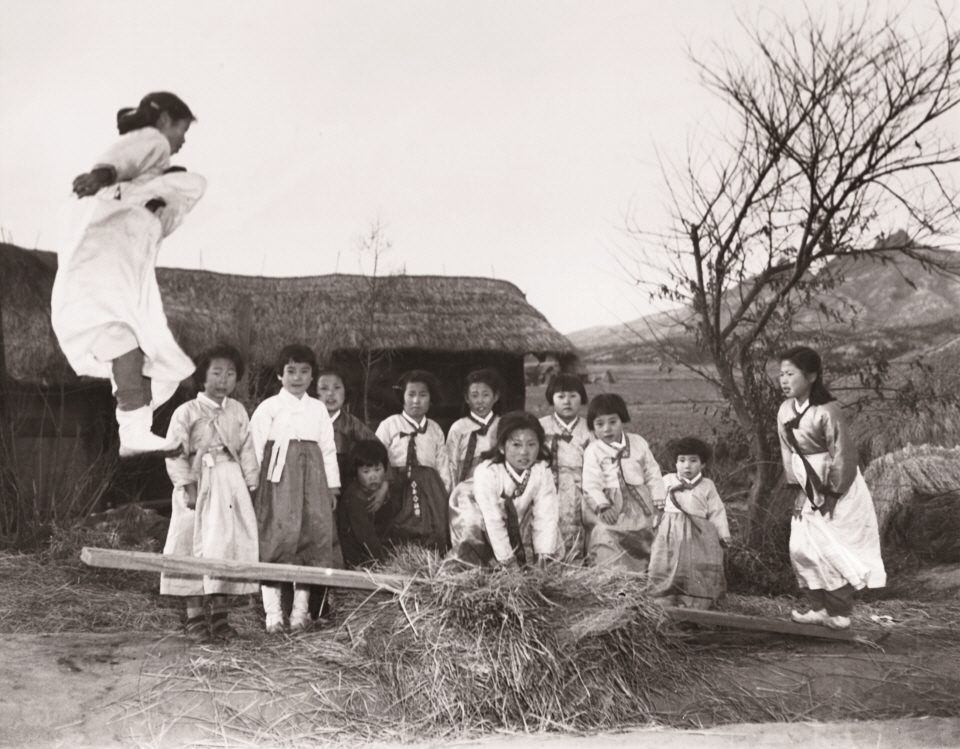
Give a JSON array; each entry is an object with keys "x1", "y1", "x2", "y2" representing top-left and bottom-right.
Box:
[{"x1": 51, "y1": 127, "x2": 205, "y2": 406}]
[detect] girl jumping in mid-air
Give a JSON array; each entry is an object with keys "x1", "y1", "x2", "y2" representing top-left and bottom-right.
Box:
[{"x1": 51, "y1": 91, "x2": 206, "y2": 456}]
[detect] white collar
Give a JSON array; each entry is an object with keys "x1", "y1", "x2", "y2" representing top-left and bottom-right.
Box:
[
  {"x1": 505, "y1": 463, "x2": 530, "y2": 485},
  {"x1": 279, "y1": 387, "x2": 309, "y2": 410},
  {"x1": 470, "y1": 411, "x2": 493, "y2": 426},
  {"x1": 796, "y1": 398, "x2": 810, "y2": 412},
  {"x1": 679, "y1": 472, "x2": 702, "y2": 485},
  {"x1": 402, "y1": 412, "x2": 426, "y2": 430},
  {"x1": 197, "y1": 392, "x2": 225, "y2": 408},
  {"x1": 605, "y1": 438, "x2": 626, "y2": 451},
  {"x1": 553, "y1": 413, "x2": 579, "y2": 431},
  {"x1": 329, "y1": 409, "x2": 341, "y2": 422}
]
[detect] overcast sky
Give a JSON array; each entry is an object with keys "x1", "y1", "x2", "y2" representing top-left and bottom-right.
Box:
[{"x1": 1, "y1": 0, "x2": 953, "y2": 334}]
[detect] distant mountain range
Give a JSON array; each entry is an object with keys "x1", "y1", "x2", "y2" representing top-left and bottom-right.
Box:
[{"x1": 568, "y1": 238, "x2": 960, "y2": 364}]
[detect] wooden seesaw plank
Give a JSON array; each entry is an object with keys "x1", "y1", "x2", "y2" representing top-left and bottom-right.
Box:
[
  {"x1": 661, "y1": 606, "x2": 856, "y2": 641},
  {"x1": 80, "y1": 547, "x2": 414, "y2": 592}
]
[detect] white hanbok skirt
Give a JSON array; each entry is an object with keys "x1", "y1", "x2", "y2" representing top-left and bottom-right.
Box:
[
  {"x1": 789, "y1": 452, "x2": 886, "y2": 592},
  {"x1": 51, "y1": 172, "x2": 205, "y2": 407},
  {"x1": 161, "y1": 453, "x2": 259, "y2": 596}
]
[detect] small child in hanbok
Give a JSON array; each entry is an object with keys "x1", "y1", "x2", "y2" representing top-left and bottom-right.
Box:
[
  {"x1": 539, "y1": 373, "x2": 592, "y2": 562},
  {"x1": 250, "y1": 344, "x2": 341, "y2": 633},
  {"x1": 648, "y1": 437, "x2": 730, "y2": 609},
  {"x1": 161, "y1": 344, "x2": 259, "y2": 640},
  {"x1": 448, "y1": 411, "x2": 560, "y2": 568},
  {"x1": 446, "y1": 368, "x2": 503, "y2": 486},
  {"x1": 375, "y1": 370, "x2": 452, "y2": 552},
  {"x1": 336, "y1": 440, "x2": 392, "y2": 568},
  {"x1": 51, "y1": 92, "x2": 206, "y2": 456},
  {"x1": 582, "y1": 393, "x2": 665, "y2": 571}
]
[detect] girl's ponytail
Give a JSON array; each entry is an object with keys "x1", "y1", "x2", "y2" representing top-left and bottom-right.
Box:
[{"x1": 116, "y1": 92, "x2": 194, "y2": 134}]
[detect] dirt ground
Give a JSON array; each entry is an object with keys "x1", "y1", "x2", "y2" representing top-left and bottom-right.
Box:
[{"x1": 2, "y1": 622, "x2": 959, "y2": 749}]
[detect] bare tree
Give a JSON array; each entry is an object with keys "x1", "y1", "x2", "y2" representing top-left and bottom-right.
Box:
[
  {"x1": 355, "y1": 218, "x2": 400, "y2": 424},
  {"x1": 627, "y1": 8, "x2": 960, "y2": 536}
]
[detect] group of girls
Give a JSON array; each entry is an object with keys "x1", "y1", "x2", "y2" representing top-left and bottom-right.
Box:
[{"x1": 53, "y1": 91, "x2": 884, "y2": 639}]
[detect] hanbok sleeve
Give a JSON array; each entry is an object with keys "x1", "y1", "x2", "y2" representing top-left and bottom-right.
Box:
[
  {"x1": 473, "y1": 463, "x2": 514, "y2": 562},
  {"x1": 432, "y1": 423, "x2": 453, "y2": 493},
  {"x1": 777, "y1": 402, "x2": 799, "y2": 485},
  {"x1": 249, "y1": 401, "x2": 272, "y2": 471},
  {"x1": 822, "y1": 403, "x2": 858, "y2": 496},
  {"x1": 635, "y1": 439, "x2": 666, "y2": 505},
  {"x1": 446, "y1": 421, "x2": 468, "y2": 488},
  {"x1": 318, "y1": 407, "x2": 341, "y2": 490},
  {"x1": 165, "y1": 404, "x2": 196, "y2": 488},
  {"x1": 531, "y1": 464, "x2": 560, "y2": 556},
  {"x1": 703, "y1": 480, "x2": 731, "y2": 541},
  {"x1": 236, "y1": 407, "x2": 260, "y2": 489},
  {"x1": 94, "y1": 129, "x2": 170, "y2": 182},
  {"x1": 581, "y1": 443, "x2": 609, "y2": 513}
]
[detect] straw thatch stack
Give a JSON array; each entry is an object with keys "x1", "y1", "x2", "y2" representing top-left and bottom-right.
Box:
[
  {"x1": 0, "y1": 243, "x2": 575, "y2": 385},
  {"x1": 864, "y1": 444, "x2": 960, "y2": 563},
  {"x1": 334, "y1": 549, "x2": 696, "y2": 733}
]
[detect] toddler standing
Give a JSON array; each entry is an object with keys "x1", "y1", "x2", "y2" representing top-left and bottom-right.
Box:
[
  {"x1": 538, "y1": 373, "x2": 592, "y2": 562},
  {"x1": 648, "y1": 437, "x2": 730, "y2": 609},
  {"x1": 582, "y1": 393, "x2": 665, "y2": 571},
  {"x1": 161, "y1": 344, "x2": 259, "y2": 640},
  {"x1": 250, "y1": 344, "x2": 341, "y2": 633}
]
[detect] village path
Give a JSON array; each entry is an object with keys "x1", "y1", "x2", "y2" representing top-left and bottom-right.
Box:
[{"x1": 1, "y1": 631, "x2": 958, "y2": 749}]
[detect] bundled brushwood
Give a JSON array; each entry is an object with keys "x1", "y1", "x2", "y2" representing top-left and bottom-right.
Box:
[
  {"x1": 334, "y1": 548, "x2": 696, "y2": 733},
  {"x1": 864, "y1": 444, "x2": 960, "y2": 562}
]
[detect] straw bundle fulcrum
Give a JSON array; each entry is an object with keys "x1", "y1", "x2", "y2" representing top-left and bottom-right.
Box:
[{"x1": 131, "y1": 548, "x2": 699, "y2": 745}]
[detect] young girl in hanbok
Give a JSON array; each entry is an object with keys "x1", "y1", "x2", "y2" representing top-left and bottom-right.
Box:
[
  {"x1": 375, "y1": 370, "x2": 452, "y2": 551},
  {"x1": 539, "y1": 373, "x2": 592, "y2": 562},
  {"x1": 446, "y1": 368, "x2": 503, "y2": 486},
  {"x1": 336, "y1": 439, "x2": 392, "y2": 568},
  {"x1": 313, "y1": 366, "x2": 380, "y2": 615},
  {"x1": 582, "y1": 393, "x2": 665, "y2": 571},
  {"x1": 448, "y1": 411, "x2": 559, "y2": 568},
  {"x1": 161, "y1": 345, "x2": 259, "y2": 640},
  {"x1": 778, "y1": 347, "x2": 885, "y2": 630},
  {"x1": 51, "y1": 92, "x2": 206, "y2": 456},
  {"x1": 250, "y1": 344, "x2": 341, "y2": 633},
  {"x1": 648, "y1": 437, "x2": 730, "y2": 609}
]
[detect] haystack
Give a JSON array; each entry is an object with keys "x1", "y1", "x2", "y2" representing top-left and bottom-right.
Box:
[
  {"x1": 864, "y1": 444, "x2": 960, "y2": 563},
  {"x1": 130, "y1": 551, "x2": 701, "y2": 744}
]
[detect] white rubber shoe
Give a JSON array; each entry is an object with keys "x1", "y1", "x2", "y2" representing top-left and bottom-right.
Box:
[
  {"x1": 289, "y1": 587, "x2": 311, "y2": 632},
  {"x1": 824, "y1": 614, "x2": 851, "y2": 630},
  {"x1": 116, "y1": 407, "x2": 179, "y2": 457},
  {"x1": 262, "y1": 585, "x2": 285, "y2": 634},
  {"x1": 791, "y1": 609, "x2": 827, "y2": 625}
]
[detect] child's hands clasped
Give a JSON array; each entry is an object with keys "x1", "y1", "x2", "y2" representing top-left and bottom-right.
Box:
[{"x1": 598, "y1": 505, "x2": 619, "y2": 525}]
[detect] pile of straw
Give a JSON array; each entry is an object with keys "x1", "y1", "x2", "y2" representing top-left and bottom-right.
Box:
[
  {"x1": 863, "y1": 444, "x2": 960, "y2": 563},
  {"x1": 127, "y1": 549, "x2": 701, "y2": 745}
]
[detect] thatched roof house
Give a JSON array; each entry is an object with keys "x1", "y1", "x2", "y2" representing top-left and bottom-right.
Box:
[
  {"x1": 1, "y1": 242, "x2": 578, "y2": 514},
  {"x1": 1, "y1": 243, "x2": 576, "y2": 404}
]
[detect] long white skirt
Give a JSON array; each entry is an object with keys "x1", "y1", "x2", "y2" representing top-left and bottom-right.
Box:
[
  {"x1": 51, "y1": 173, "x2": 205, "y2": 407},
  {"x1": 789, "y1": 453, "x2": 886, "y2": 592},
  {"x1": 161, "y1": 454, "x2": 259, "y2": 596}
]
